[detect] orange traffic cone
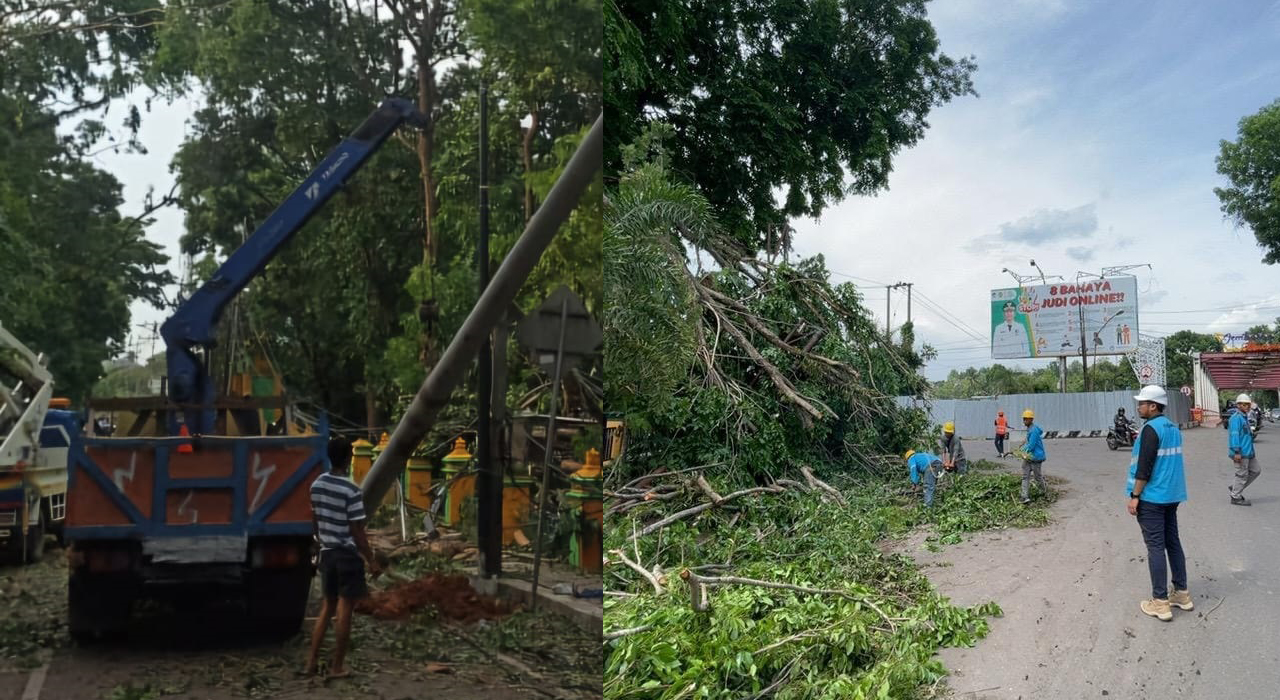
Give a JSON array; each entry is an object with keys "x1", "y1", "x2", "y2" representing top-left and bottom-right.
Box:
[{"x1": 177, "y1": 424, "x2": 194, "y2": 454}]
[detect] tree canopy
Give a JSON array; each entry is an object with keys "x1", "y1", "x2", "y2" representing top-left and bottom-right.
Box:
[
  {"x1": 606, "y1": 0, "x2": 976, "y2": 252},
  {"x1": 1, "y1": 0, "x2": 175, "y2": 399},
  {"x1": 1216, "y1": 98, "x2": 1280, "y2": 263}
]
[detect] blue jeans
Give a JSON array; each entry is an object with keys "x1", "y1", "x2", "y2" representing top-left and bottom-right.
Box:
[
  {"x1": 1136, "y1": 500, "x2": 1187, "y2": 599},
  {"x1": 922, "y1": 461, "x2": 941, "y2": 507}
]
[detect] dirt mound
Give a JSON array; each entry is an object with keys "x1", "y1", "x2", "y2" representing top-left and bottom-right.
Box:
[{"x1": 357, "y1": 573, "x2": 515, "y2": 622}]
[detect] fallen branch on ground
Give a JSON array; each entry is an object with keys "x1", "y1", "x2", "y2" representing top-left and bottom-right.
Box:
[
  {"x1": 633, "y1": 484, "x2": 788, "y2": 538},
  {"x1": 696, "y1": 475, "x2": 723, "y2": 503},
  {"x1": 679, "y1": 570, "x2": 897, "y2": 632},
  {"x1": 611, "y1": 549, "x2": 665, "y2": 594},
  {"x1": 604, "y1": 624, "x2": 653, "y2": 641},
  {"x1": 800, "y1": 466, "x2": 847, "y2": 506}
]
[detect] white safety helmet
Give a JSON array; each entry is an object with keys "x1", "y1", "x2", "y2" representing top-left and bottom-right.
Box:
[
  {"x1": 1236, "y1": 393, "x2": 1252, "y2": 405},
  {"x1": 1133, "y1": 385, "x2": 1168, "y2": 406}
]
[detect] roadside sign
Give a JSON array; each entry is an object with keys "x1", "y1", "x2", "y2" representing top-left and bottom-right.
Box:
[
  {"x1": 1139, "y1": 365, "x2": 1153, "y2": 381},
  {"x1": 1180, "y1": 386, "x2": 1192, "y2": 397}
]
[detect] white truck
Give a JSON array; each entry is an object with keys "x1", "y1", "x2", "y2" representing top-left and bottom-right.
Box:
[{"x1": 0, "y1": 322, "x2": 73, "y2": 562}]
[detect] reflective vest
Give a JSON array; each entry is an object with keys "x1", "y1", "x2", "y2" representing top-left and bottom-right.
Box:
[
  {"x1": 995, "y1": 415, "x2": 1008, "y2": 436},
  {"x1": 1127, "y1": 415, "x2": 1187, "y2": 504}
]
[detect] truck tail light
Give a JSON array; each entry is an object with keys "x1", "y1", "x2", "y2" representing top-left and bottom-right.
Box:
[
  {"x1": 86, "y1": 549, "x2": 132, "y2": 573},
  {"x1": 251, "y1": 544, "x2": 301, "y2": 568}
]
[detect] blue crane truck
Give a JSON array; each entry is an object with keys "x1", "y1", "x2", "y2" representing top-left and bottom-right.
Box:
[{"x1": 64, "y1": 98, "x2": 428, "y2": 640}]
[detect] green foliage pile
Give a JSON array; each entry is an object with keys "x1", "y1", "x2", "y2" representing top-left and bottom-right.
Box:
[
  {"x1": 606, "y1": 134, "x2": 934, "y2": 480},
  {"x1": 602, "y1": 462, "x2": 1068, "y2": 699}
]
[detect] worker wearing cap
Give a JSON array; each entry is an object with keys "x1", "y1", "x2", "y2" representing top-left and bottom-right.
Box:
[
  {"x1": 994, "y1": 411, "x2": 1009, "y2": 456},
  {"x1": 939, "y1": 422, "x2": 968, "y2": 474},
  {"x1": 1228, "y1": 393, "x2": 1260, "y2": 506},
  {"x1": 1020, "y1": 409, "x2": 1047, "y2": 504},
  {"x1": 1127, "y1": 385, "x2": 1191, "y2": 621},
  {"x1": 993, "y1": 301, "x2": 1031, "y2": 357},
  {"x1": 906, "y1": 450, "x2": 944, "y2": 508}
]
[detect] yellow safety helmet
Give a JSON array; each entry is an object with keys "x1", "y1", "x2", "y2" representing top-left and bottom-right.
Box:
[
  {"x1": 943, "y1": 421, "x2": 955, "y2": 434},
  {"x1": 904, "y1": 449, "x2": 916, "y2": 460},
  {"x1": 1022, "y1": 409, "x2": 1035, "y2": 419}
]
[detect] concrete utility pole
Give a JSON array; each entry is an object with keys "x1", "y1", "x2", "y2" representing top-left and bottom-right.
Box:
[{"x1": 360, "y1": 115, "x2": 603, "y2": 513}]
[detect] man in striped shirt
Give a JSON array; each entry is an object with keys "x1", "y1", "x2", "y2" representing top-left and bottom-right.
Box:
[{"x1": 304, "y1": 437, "x2": 379, "y2": 679}]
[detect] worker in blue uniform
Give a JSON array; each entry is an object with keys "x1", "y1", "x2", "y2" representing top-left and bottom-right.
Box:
[
  {"x1": 1228, "y1": 393, "x2": 1260, "y2": 506},
  {"x1": 1020, "y1": 409, "x2": 1047, "y2": 504},
  {"x1": 905, "y1": 449, "x2": 944, "y2": 508},
  {"x1": 1126, "y1": 385, "x2": 1191, "y2": 621}
]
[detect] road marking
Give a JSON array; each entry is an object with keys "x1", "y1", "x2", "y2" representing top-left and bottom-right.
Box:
[{"x1": 21, "y1": 663, "x2": 48, "y2": 700}]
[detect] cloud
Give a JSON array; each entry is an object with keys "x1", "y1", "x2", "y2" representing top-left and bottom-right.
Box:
[
  {"x1": 1066, "y1": 246, "x2": 1094, "y2": 262},
  {"x1": 1207, "y1": 294, "x2": 1280, "y2": 332},
  {"x1": 1115, "y1": 236, "x2": 1136, "y2": 249},
  {"x1": 1141, "y1": 290, "x2": 1170, "y2": 305},
  {"x1": 964, "y1": 203, "x2": 1099, "y2": 253},
  {"x1": 997, "y1": 203, "x2": 1098, "y2": 244}
]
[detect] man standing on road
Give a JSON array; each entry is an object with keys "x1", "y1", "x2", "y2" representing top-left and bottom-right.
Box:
[
  {"x1": 1020, "y1": 409, "x2": 1047, "y2": 504},
  {"x1": 994, "y1": 411, "x2": 1009, "y2": 457},
  {"x1": 304, "y1": 437, "x2": 381, "y2": 679},
  {"x1": 906, "y1": 449, "x2": 944, "y2": 508},
  {"x1": 1229, "y1": 393, "x2": 1260, "y2": 506},
  {"x1": 939, "y1": 422, "x2": 968, "y2": 474},
  {"x1": 1126, "y1": 385, "x2": 1191, "y2": 622}
]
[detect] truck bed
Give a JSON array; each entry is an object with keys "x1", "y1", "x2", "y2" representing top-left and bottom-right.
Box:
[{"x1": 66, "y1": 431, "x2": 327, "y2": 562}]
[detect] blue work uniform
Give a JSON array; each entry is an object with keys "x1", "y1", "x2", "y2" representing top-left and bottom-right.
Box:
[
  {"x1": 1126, "y1": 413, "x2": 1188, "y2": 600},
  {"x1": 908, "y1": 452, "x2": 943, "y2": 507}
]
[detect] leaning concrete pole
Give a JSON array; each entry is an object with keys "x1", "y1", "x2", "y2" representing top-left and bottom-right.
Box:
[{"x1": 361, "y1": 114, "x2": 603, "y2": 511}]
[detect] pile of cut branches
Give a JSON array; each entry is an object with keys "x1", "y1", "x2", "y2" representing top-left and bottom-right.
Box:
[{"x1": 606, "y1": 137, "x2": 934, "y2": 482}]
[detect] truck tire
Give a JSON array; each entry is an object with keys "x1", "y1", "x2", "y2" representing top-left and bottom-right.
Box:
[
  {"x1": 69, "y1": 572, "x2": 133, "y2": 643},
  {"x1": 247, "y1": 567, "x2": 312, "y2": 638},
  {"x1": 24, "y1": 511, "x2": 44, "y2": 563}
]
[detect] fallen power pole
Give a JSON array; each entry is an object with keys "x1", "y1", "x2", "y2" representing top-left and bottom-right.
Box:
[{"x1": 360, "y1": 115, "x2": 603, "y2": 524}]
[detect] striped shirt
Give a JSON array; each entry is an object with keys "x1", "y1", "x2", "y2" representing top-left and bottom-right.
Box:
[{"x1": 310, "y1": 472, "x2": 366, "y2": 551}]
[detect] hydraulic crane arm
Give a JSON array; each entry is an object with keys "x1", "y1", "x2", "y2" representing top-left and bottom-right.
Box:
[
  {"x1": 161, "y1": 98, "x2": 428, "y2": 433},
  {"x1": 0, "y1": 322, "x2": 54, "y2": 463}
]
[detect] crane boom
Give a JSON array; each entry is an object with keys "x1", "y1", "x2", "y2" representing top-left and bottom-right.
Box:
[{"x1": 160, "y1": 98, "x2": 427, "y2": 433}]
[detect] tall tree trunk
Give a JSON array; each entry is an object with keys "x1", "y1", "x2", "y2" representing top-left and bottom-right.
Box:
[
  {"x1": 415, "y1": 2, "x2": 440, "y2": 366},
  {"x1": 365, "y1": 387, "x2": 379, "y2": 442},
  {"x1": 522, "y1": 104, "x2": 540, "y2": 222}
]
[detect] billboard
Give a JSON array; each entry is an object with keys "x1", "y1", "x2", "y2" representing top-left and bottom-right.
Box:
[{"x1": 991, "y1": 277, "x2": 1139, "y2": 359}]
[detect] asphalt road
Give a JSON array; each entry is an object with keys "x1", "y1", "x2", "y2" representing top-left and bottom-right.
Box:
[{"x1": 907, "y1": 425, "x2": 1280, "y2": 700}]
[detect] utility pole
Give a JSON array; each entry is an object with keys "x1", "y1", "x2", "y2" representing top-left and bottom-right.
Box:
[
  {"x1": 885, "y1": 287, "x2": 891, "y2": 337},
  {"x1": 887, "y1": 282, "x2": 910, "y2": 339}
]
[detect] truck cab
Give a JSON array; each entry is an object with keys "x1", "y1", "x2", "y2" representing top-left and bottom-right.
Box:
[{"x1": 0, "y1": 323, "x2": 73, "y2": 563}]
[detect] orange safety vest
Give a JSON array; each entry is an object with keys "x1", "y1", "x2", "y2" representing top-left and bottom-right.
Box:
[{"x1": 995, "y1": 415, "x2": 1008, "y2": 436}]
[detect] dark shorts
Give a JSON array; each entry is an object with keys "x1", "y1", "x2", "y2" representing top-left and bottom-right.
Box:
[{"x1": 319, "y1": 548, "x2": 368, "y2": 600}]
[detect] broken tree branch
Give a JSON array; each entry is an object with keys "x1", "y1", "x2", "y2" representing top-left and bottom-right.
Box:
[
  {"x1": 610, "y1": 549, "x2": 664, "y2": 594},
  {"x1": 695, "y1": 474, "x2": 723, "y2": 503},
  {"x1": 679, "y1": 570, "x2": 897, "y2": 632},
  {"x1": 800, "y1": 466, "x2": 848, "y2": 506},
  {"x1": 604, "y1": 625, "x2": 653, "y2": 641},
  {"x1": 633, "y1": 484, "x2": 787, "y2": 539}
]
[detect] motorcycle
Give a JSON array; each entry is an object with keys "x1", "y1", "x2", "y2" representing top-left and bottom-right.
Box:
[{"x1": 1106, "y1": 421, "x2": 1139, "y2": 451}]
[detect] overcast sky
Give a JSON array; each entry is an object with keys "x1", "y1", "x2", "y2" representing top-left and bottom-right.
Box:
[
  {"x1": 85, "y1": 88, "x2": 199, "y2": 359},
  {"x1": 790, "y1": 0, "x2": 1280, "y2": 380}
]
